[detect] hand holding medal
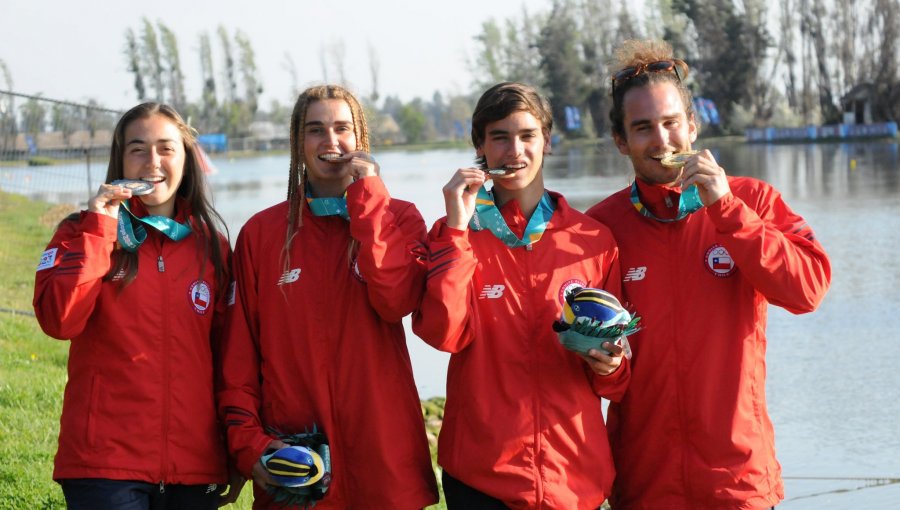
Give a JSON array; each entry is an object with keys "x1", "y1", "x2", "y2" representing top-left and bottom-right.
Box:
[
  {"x1": 340, "y1": 151, "x2": 379, "y2": 179},
  {"x1": 443, "y1": 167, "x2": 487, "y2": 230},
  {"x1": 665, "y1": 149, "x2": 731, "y2": 206},
  {"x1": 88, "y1": 180, "x2": 152, "y2": 219}
]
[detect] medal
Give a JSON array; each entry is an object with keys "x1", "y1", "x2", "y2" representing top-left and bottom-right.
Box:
[
  {"x1": 660, "y1": 150, "x2": 700, "y2": 168},
  {"x1": 111, "y1": 179, "x2": 154, "y2": 196}
]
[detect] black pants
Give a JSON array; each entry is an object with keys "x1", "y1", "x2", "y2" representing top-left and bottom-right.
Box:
[
  {"x1": 61, "y1": 478, "x2": 219, "y2": 510},
  {"x1": 442, "y1": 470, "x2": 510, "y2": 510}
]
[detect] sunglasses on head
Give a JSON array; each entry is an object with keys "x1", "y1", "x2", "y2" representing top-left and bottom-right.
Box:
[{"x1": 611, "y1": 59, "x2": 688, "y2": 93}]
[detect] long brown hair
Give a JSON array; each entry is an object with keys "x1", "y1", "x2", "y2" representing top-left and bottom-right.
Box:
[
  {"x1": 283, "y1": 85, "x2": 369, "y2": 271},
  {"x1": 102, "y1": 102, "x2": 229, "y2": 293}
]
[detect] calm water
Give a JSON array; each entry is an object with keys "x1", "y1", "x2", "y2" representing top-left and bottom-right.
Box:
[
  {"x1": 207, "y1": 139, "x2": 900, "y2": 505},
  {"x1": 7, "y1": 139, "x2": 896, "y2": 505}
]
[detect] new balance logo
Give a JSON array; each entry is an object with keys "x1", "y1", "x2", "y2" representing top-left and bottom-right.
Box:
[
  {"x1": 623, "y1": 266, "x2": 647, "y2": 282},
  {"x1": 277, "y1": 268, "x2": 301, "y2": 285},
  {"x1": 479, "y1": 284, "x2": 505, "y2": 299}
]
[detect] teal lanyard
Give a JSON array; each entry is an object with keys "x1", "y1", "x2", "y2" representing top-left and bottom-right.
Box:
[
  {"x1": 116, "y1": 201, "x2": 192, "y2": 252},
  {"x1": 306, "y1": 184, "x2": 349, "y2": 221},
  {"x1": 468, "y1": 186, "x2": 555, "y2": 248},
  {"x1": 630, "y1": 181, "x2": 703, "y2": 222}
]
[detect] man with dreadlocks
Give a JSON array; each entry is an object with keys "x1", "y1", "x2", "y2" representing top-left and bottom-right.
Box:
[
  {"x1": 217, "y1": 84, "x2": 438, "y2": 509},
  {"x1": 586, "y1": 39, "x2": 832, "y2": 509}
]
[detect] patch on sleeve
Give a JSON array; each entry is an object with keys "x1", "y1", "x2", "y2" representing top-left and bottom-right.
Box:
[
  {"x1": 227, "y1": 281, "x2": 236, "y2": 306},
  {"x1": 36, "y1": 248, "x2": 58, "y2": 271}
]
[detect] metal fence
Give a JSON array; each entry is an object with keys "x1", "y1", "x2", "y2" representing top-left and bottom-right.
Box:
[
  {"x1": 0, "y1": 91, "x2": 122, "y2": 315},
  {"x1": 1, "y1": 90, "x2": 121, "y2": 207}
]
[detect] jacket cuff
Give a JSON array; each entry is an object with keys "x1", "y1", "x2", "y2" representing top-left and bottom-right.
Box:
[
  {"x1": 704, "y1": 191, "x2": 745, "y2": 234},
  {"x1": 237, "y1": 433, "x2": 278, "y2": 478},
  {"x1": 346, "y1": 175, "x2": 387, "y2": 203},
  {"x1": 436, "y1": 221, "x2": 468, "y2": 241}
]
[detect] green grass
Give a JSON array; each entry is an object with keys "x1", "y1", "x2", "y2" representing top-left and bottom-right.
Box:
[{"x1": 0, "y1": 191, "x2": 446, "y2": 509}]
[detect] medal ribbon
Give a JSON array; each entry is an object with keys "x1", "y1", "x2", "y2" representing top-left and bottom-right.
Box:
[
  {"x1": 468, "y1": 185, "x2": 555, "y2": 248},
  {"x1": 116, "y1": 201, "x2": 192, "y2": 252},
  {"x1": 630, "y1": 181, "x2": 703, "y2": 222},
  {"x1": 306, "y1": 184, "x2": 349, "y2": 221}
]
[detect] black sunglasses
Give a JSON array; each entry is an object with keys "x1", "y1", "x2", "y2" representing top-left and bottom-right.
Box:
[{"x1": 611, "y1": 59, "x2": 688, "y2": 93}]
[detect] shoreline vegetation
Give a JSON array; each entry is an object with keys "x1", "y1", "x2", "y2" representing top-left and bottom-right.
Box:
[
  {"x1": 10, "y1": 131, "x2": 897, "y2": 168},
  {"x1": 0, "y1": 190, "x2": 449, "y2": 509}
]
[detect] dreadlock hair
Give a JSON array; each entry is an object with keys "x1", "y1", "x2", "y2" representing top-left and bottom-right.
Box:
[
  {"x1": 101, "y1": 102, "x2": 229, "y2": 294},
  {"x1": 609, "y1": 39, "x2": 697, "y2": 141},
  {"x1": 283, "y1": 84, "x2": 370, "y2": 273},
  {"x1": 471, "y1": 82, "x2": 553, "y2": 167}
]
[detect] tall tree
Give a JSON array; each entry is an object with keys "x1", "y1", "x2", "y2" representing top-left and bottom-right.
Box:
[
  {"x1": 235, "y1": 30, "x2": 262, "y2": 118},
  {"x1": 51, "y1": 103, "x2": 77, "y2": 145},
  {"x1": 141, "y1": 18, "x2": 165, "y2": 101},
  {"x1": 218, "y1": 26, "x2": 240, "y2": 136},
  {"x1": 469, "y1": 10, "x2": 543, "y2": 93},
  {"x1": 328, "y1": 40, "x2": 348, "y2": 86},
  {"x1": 538, "y1": 0, "x2": 587, "y2": 134},
  {"x1": 580, "y1": 0, "x2": 621, "y2": 137},
  {"x1": 398, "y1": 101, "x2": 427, "y2": 144},
  {"x1": 470, "y1": 19, "x2": 505, "y2": 89},
  {"x1": 368, "y1": 43, "x2": 381, "y2": 105},
  {"x1": 870, "y1": 0, "x2": 900, "y2": 121},
  {"x1": 218, "y1": 26, "x2": 238, "y2": 105},
  {"x1": 124, "y1": 28, "x2": 146, "y2": 101},
  {"x1": 671, "y1": 0, "x2": 772, "y2": 128},
  {"x1": 504, "y1": 6, "x2": 544, "y2": 86},
  {"x1": 803, "y1": 0, "x2": 841, "y2": 123},
  {"x1": 199, "y1": 32, "x2": 219, "y2": 132},
  {"x1": 777, "y1": 0, "x2": 799, "y2": 110},
  {"x1": 282, "y1": 52, "x2": 300, "y2": 100},
  {"x1": 21, "y1": 97, "x2": 46, "y2": 137},
  {"x1": 158, "y1": 22, "x2": 186, "y2": 110},
  {"x1": 0, "y1": 60, "x2": 16, "y2": 152}
]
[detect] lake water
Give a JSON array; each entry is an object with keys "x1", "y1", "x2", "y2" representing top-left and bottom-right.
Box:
[{"x1": 5, "y1": 138, "x2": 898, "y2": 507}]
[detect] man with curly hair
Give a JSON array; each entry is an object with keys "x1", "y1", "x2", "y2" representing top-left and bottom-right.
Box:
[{"x1": 586, "y1": 40, "x2": 832, "y2": 509}]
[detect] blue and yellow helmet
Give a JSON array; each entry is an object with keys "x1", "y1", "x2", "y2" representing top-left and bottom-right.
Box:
[
  {"x1": 262, "y1": 445, "x2": 326, "y2": 488},
  {"x1": 561, "y1": 287, "x2": 631, "y2": 328}
]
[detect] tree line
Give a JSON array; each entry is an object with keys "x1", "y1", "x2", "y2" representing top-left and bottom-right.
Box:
[
  {"x1": 4, "y1": 1, "x2": 898, "y2": 148},
  {"x1": 468, "y1": 0, "x2": 899, "y2": 138}
]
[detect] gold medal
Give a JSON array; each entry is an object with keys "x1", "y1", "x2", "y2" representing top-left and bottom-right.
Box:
[{"x1": 660, "y1": 150, "x2": 700, "y2": 168}]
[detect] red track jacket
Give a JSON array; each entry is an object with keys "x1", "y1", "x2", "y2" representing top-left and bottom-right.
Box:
[
  {"x1": 587, "y1": 177, "x2": 831, "y2": 509},
  {"x1": 218, "y1": 177, "x2": 438, "y2": 509},
  {"x1": 33, "y1": 199, "x2": 231, "y2": 485},
  {"x1": 414, "y1": 191, "x2": 630, "y2": 510}
]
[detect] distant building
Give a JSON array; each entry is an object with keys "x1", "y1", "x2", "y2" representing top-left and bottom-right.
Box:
[{"x1": 841, "y1": 83, "x2": 875, "y2": 125}]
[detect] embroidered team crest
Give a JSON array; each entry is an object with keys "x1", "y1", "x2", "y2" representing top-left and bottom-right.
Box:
[
  {"x1": 189, "y1": 280, "x2": 212, "y2": 315},
  {"x1": 558, "y1": 278, "x2": 588, "y2": 305},
  {"x1": 704, "y1": 244, "x2": 736, "y2": 277}
]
